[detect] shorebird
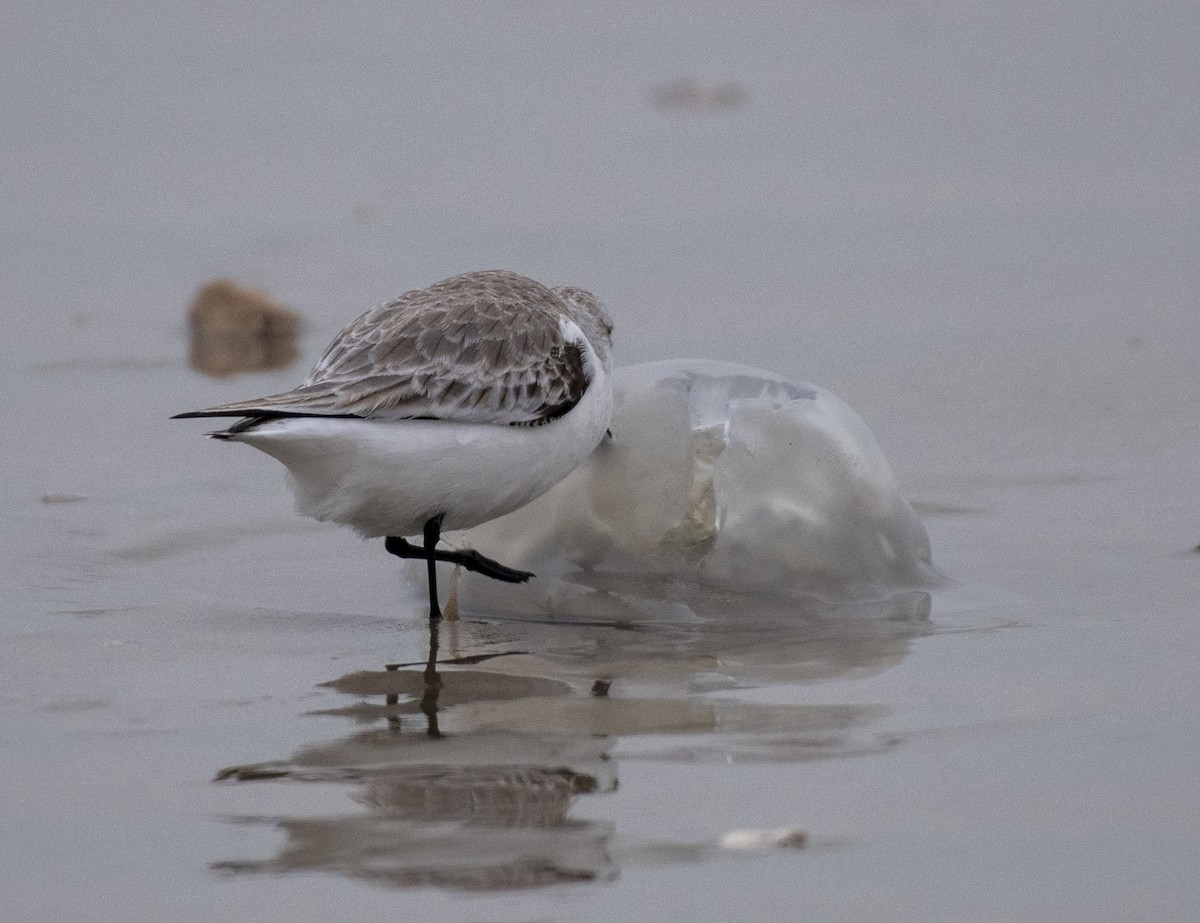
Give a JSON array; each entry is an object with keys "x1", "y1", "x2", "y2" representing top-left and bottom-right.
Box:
[{"x1": 174, "y1": 270, "x2": 614, "y2": 619}]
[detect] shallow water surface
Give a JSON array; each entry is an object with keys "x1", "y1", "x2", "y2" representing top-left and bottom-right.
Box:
[
  {"x1": 3, "y1": 2, "x2": 1200, "y2": 921},
  {"x1": 211, "y1": 598, "x2": 927, "y2": 890}
]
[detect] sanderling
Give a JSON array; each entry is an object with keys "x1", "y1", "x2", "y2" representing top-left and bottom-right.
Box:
[{"x1": 174, "y1": 270, "x2": 614, "y2": 619}]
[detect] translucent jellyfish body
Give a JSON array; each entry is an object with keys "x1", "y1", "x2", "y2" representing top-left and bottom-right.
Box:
[{"x1": 453, "y1": 360, "x2": 935, "y2": 618}]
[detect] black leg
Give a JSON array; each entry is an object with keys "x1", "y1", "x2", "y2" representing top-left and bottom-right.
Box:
[{"x1": 423, "y1": 513, "x2": 445, "y2": 620}]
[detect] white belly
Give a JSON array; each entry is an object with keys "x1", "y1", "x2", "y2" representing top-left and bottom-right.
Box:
[{"x1": 231, "y1": 367, "x2": 612, "y2": 538}]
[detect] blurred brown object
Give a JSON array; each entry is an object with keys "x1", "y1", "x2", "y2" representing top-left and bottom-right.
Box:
[
  {"x1": 188, "y1": 279, "x2": 302, "y2": 377},
  {"x1": 650, "y1": 78, "x2": 748, "y2": 111}
]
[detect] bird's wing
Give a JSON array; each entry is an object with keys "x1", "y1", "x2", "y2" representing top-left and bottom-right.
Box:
[{"x1": 173, "y1": 271, "x2": 593, "y2": 426}]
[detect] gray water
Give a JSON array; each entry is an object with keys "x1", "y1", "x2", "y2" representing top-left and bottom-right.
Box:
[{"x1": 3, "y1": 3, "x2": 1199, "y2": 920}]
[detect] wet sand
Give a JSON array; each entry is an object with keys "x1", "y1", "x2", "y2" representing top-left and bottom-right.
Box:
[{"x1": 3, "y1": 3, "x2": 1200, "y2": 921}]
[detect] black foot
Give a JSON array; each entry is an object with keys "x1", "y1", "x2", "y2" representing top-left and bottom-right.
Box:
[
  {"x1": 384, "y1": 536, "x2": 535, "y2": 584},
  {"x1": 385, "y1": 518, "x2": 536, "y2": 622},
  {"x1": 438, "y1": 548, "x2": 534, "y2": 584}
]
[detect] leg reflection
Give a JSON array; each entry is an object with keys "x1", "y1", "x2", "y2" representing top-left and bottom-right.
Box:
[
  {"x1": 421, "y1": 616, "x2": 443, "y2": 738},
  {"x1": 385, "y1": 662, "x2": 402, "y2": 733}
]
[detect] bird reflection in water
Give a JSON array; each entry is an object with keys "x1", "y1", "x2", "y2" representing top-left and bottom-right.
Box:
[
  {"x1": 215, "y1": 618, "x2": 619, "y2": 888},
  {"x1": 213, "y1": 590, "x2": 931, "y2": 890}
]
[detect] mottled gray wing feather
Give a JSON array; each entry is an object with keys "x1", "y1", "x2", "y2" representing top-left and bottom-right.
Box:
[{"x1": 175, "y1": 271, "x2": 590, "y2": 426}]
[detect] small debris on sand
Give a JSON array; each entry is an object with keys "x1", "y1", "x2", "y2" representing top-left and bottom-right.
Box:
[
  {"x1": 650, "y1": 78, "x2": 748, "y2": 111},
  {"x1": 213, "y1": 762, "x2": 292, "y2": 782},
  {"x1": 719, "y1": 827, "x2": 807, "y2": 850},
  {"x1": 188, "y1": 279, "x2": 302, "y2": 378},
  {"x1": 40, "y1": 492, "x2": 88, "y2": 504}
]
